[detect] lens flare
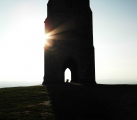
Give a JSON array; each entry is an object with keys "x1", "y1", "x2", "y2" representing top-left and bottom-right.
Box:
[
  {"x1": 44, "y1": 34, "x2": 50, "y2": 46},
  {"x1": 45, "y1": 34, "x2": 50, "y2": 40},
  {"x1": 44, "y1": 33, "x2": 55, "y2": 51}
]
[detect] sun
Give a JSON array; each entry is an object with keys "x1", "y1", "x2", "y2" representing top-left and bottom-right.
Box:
[
  {"x1": 44, "y1": 33, "x2": 51, "y2": 47},
  {"x1": 44, "y1": 33, "x2": 55, "y2": 48},
  {"x1": 45, "y1": 34, "x2": 50, "y2": 40}
]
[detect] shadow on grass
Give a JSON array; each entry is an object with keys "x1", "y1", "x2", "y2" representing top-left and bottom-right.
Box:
[
  {"x1": 1, "y1": 84, "x2": 137, "y2": 120},
  {"x1": 46, "y1": 83, "x2": 112, "y2": 120}
]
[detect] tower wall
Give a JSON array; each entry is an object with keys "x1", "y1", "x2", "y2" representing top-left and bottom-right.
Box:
[{"x1": 43, "y1": 0, "x2": 96, "y2": 85}]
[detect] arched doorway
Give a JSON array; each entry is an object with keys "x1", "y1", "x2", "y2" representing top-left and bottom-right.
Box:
[
  {"x1": 63, "y1": 58, "x2": 77, "y2": 83},
  {"x1": 64, "y1": 68, "x2": 71, "y2": 82}
]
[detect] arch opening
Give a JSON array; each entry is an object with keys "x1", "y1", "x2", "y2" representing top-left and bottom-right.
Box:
[
  {"x1": 63, "y1": 58, "x2": 77, "y2": 83},
  {"x1": 64, "y1": 68, "x2": 71, "y2": 83}
]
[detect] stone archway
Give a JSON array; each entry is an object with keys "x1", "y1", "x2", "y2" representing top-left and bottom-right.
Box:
[
  {"x1": 64, "y1": 68, "x2": 71, "y2": 82},
  {"x1": 63, "y1": 58, "x2": 77, "y2": 83}
]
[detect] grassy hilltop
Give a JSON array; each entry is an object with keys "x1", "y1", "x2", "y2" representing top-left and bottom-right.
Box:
[
  {"x1": 1, "y1": 84, "x2": 137, "y2": 120},
  {"x1": 0, "y1": 85, "x2": 56, "y2": 120}
]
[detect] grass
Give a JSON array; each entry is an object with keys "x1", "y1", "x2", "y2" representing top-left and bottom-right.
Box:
[
  {"x1": 1, "y1": 84, "x2": 137, "y2": 120},
  {"x1": 0, "y1": 85, "x2": 56, "y2": 120}
]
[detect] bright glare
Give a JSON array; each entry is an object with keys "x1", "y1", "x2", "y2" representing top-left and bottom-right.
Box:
[
  {"x1": 0, "y1": 2, "x2": 45, "y2": 83},
  {"x1": 45, "y1": 34, "x2": 50, "y2": 40},
  {"x1": 44, "y1": 34, "x2": 51, "y2": 47},
  {"x1": 65, "y1": 68, "x2": 71, "y2": 82}
]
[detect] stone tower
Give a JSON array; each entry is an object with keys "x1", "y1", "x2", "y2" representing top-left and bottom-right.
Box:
[{"x1": 43, "y1": 0, "x2": 96, "y2": 85}]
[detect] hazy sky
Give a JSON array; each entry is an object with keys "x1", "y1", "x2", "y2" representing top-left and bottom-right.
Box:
[
  {"x1": 0, "y1": 0, "x2": 137, "y2": 87},
  {"x1": 91, "y1": 0, "x2": 137, "y2": 84}
]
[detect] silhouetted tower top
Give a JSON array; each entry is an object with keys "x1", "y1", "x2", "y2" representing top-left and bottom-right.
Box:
[{"x1": 47, "y1": 0, "x2": 90, "y2": 12}]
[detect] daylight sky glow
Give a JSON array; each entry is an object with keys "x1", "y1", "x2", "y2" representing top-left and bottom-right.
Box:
[{"x1": 0, "y1": 0, "x2": 137, "y2": 87}]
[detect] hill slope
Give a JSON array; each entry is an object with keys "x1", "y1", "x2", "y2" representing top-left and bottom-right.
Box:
[
  {"x1": 0, "y1": 85, "x2": 55, "y2": 120},
  {"x1": 1, "y1": 84, "x2": 137, "y2": 120}
]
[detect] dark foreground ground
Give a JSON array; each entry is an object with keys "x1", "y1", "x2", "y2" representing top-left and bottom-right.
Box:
[{"x1": 1, "y1": 83, "x2": 137, "y2": 120}]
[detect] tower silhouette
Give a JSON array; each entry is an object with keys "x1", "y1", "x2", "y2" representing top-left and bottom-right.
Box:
[{"x1": 43, "y1": 0, "x2": 96, "y2": 85}]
